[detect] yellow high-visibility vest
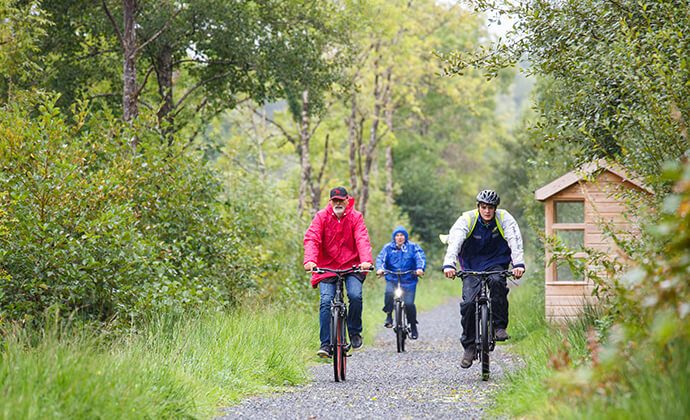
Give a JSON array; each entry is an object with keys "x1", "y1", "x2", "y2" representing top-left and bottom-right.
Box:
[{"x1": 462, "y1": 209, "x2": 506, "y2": 239}]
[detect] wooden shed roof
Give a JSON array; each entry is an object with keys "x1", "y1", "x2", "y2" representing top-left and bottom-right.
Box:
[{"x1": 534, "y1": 160, "x2": 653, "y2": 201}]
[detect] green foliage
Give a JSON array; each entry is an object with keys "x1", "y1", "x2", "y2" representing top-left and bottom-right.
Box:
[
  {"x1": 386, "y1": 2, "x2": 514, "y2": 249},
  {"x1": 219, "y1": 172, "x2": 313, "y2": 307},
  {"x1": 28, "y1": 0, "x2": 347, "y2": 135},
  {"x1": 0, "y1": 95, "x2": 255, "y2": 325},
  {"x1": 445, "y1": 0, "x2": 689, "y2": 188},
  {"x1": 0, "y1": 0, "x2": 50, "y2": 102}
]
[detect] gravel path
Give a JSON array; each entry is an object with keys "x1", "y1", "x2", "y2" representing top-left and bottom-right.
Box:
[{"x1": 218, "y1": 298, "x2": 520, "y2": 419}]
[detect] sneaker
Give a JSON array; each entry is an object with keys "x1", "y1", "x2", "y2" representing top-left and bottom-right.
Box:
[
  {"x1": 316, "y1": 345, "x2": 331, "y2": 358},
  {"x1": 350, "y1": 334, "x2": 363, "y2": 350},
  {"x1": 410, "y1": 323, "x2": 418, "y2": 340},
  {"x1": 495, "y1": 328, "x2": 510, "y2": 341},
  {"x1": 461, "y1": 346, "x2": 476, "y2": 369},
  {"x1": 384, "y1": 313, "x2": 393, "y2": 328}
]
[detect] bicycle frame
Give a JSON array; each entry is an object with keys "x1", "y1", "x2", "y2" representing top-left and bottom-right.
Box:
[
  {"x1": 312, "y1": 266, "x2": 369, "y2": 382},
  {"x1": 383, "y1": 269, "x2": 416, "y2": 353},
  {"x1": 457, "y1": 269, "x2": 512, "y2": 381}
]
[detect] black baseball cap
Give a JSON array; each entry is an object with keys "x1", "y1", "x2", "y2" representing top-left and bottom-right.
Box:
[{"x1": 329, "y1": 186, "x2": 349, "y2": 200}]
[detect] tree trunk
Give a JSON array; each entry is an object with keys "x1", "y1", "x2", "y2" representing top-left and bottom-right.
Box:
[
  {"x1": 297, "y1": 90, "x2": 313, "y2": 218},
  {"x1": 384, "y1": 86, "x2": 394, "y2": 206},
  {"x1": 347, "y1": 94, "x2": 359, "y2": 199},
  {"x1": 310, "y1": 134, "x2": 329, "y2": 216},
  {"x1": 385, "y1": 145, "x2": 393, "y2": 206},
  {"x1": 122, "y1": 0, "x2": 138, "y2": 140},
  {"x1": 155, "y1": 44, "x2": 174, "y2": 145},
  {"x1": 359, "y1": 49, "x2": 390, "y2": 217}
]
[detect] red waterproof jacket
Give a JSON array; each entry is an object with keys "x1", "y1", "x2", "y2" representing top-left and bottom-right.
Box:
[{"x1": 303, "y1": 197, "x2": 373, "y2": 287}]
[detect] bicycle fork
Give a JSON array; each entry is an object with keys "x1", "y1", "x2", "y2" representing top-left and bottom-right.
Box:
[
  {"x1": 474, "y1": 281, "x2": 493, "y2": 356},
  {"x1": 331, "y1": 288, "x2": 350, "y2": 353}
]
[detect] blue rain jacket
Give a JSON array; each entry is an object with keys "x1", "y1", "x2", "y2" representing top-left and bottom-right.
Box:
[{"x1": 375, "y1": 226, "x2": 426, "y2": 290}]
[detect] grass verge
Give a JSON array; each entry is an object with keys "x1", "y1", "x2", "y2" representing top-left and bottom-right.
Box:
[
  {"x1": 491, "y1": 275, "x2": 690, "y2": 419},
  {"x1": 0, "y1": 309, "x2": 316, "y2": 419},
  {"x1": 0, "y1": 271, "x2": 459, "y2": 419}
]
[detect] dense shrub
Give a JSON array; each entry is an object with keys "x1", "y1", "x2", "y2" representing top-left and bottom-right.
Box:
[{"x1": 0, "y1": 95, "x2": 256, "y2": 326}]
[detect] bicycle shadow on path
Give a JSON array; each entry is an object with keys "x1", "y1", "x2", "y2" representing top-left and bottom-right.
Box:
[{"x1": 218, "y1": 298, "x2": 520, "y2": 419}]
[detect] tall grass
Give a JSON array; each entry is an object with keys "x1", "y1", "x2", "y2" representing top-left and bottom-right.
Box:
[
  {"x1": 556, "y1": 340, "x2": 690, "y2": 419},
  {"x1": 0, "y1": 309, "x2": 317, "y2": 419}
]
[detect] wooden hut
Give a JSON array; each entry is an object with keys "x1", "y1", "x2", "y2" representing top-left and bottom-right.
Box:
[{"x1": 534, "y1": 160, "x2": 653, "y2": 322}]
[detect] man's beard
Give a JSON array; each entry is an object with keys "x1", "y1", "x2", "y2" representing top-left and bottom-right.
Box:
[{"x1": 333, "y1": 206, "x2": 345, "y2": 217}]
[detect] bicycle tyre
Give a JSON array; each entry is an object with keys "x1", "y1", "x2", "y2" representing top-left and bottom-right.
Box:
[
  {"x1": 333, "y1": 313, "x2": 343, "y2": 382},
  {"x1": 395, "y1": 301, "x2": 406, "y2": 353},
  {"x1": 340, "y1": 325, "x2": 347, "y2": 381},
  {"x1": 480, "y1": 304, "x2": 490, "y2": 381}
]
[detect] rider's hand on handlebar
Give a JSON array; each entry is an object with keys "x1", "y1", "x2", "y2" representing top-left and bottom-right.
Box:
[
  {"x1": 512, "y1": 267, "x2": 525, "y2": 279},
  {"x1": 304, "y1": 262, "x2": 317, "y2": 272},
  {"x1": 444, "y1": 268, "x2": 456, "y2": 279},
  {"x1": 416, "y1": 269, "x2": 424, "y2": 277},
  {"x1": 376, "y1": 269, "x2": 384, "y2": 277},
  {"x1": 359, "y1": 262, "x2": 373, "y2": 271}
]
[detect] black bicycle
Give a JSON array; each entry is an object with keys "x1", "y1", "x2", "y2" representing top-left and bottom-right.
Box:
[
  {"x1": 382, "y1": 269, "x2": 416, "y2": 353},
  {"x1": 312, "y1": 266, "x2": 369, "y2": 382},
  {"x1": 457, "y1": 270, "x2": 513, "y2": 381}
]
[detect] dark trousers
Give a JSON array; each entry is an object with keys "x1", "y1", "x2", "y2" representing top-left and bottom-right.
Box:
[
  {"x1": 382, "y1": 281, "x2": 417, "y2": 325},
  {"x1": 460, "y1": 266, "x2": 509, "y2": 349}
]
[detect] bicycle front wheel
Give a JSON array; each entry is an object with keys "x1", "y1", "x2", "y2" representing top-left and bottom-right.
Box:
[
  {"x1": 480, "y1": 304, "x2": 490, "y2": 381},
  {"x1": 333, "y1": 313, "x2": 346, "y2": 382},
  {"x1": 395, "y1": 301, "x2": 406, "y2": 353}
]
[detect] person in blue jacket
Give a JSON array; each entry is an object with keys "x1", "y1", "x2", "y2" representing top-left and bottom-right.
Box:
[{"x1": 375, "y1": 226, "x2": 426, "y2": 339}]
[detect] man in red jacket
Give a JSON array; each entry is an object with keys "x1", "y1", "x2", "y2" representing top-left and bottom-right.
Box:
[{"x1": 304, "y1": 186, "x2": 373, "y2": 358}]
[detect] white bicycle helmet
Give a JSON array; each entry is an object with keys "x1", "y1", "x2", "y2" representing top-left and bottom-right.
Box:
[{"x1": 476, "y1": 189, "x2": 500, "y2": 207}]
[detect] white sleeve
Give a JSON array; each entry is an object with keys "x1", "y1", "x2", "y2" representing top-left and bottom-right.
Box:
[
  {"x1": 442, "y1": 214, "x2": 470, "y2": 268},
  {"x1": 501, "y1": 210, "x2": 525, "y2": 266}
]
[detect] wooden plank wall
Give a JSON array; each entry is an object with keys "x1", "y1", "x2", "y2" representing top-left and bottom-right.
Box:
[{"x1": 544, "y1": 170, "x2": 646, "y2": 321}]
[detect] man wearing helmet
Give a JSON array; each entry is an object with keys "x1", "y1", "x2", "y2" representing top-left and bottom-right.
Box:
[{"x1": 442, "y1": 189, "x2": 525, "y2": 368}]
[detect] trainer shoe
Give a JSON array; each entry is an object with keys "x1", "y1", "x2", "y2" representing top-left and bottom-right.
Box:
[
  {"x1": 316, "y1": 345, "x2": 331, "y2": 358},
  {"x1": 461, "y1": 346, "x2": 476, "y2": 369},
  {"x1": 410, "y1": 323, "x2": 418, "y2": 340},
  {"x1": 350, "y1": 334, "x2": 363, "y2": 350},
  {"x1": 495, "y1": 328, "x2": 510, "y2": 341},
  {"x1": 384, "y1": 313, "x2": 393, "y2": 328}
]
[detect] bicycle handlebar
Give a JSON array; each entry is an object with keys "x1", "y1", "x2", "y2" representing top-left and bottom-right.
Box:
[
  {"x1": 311, "y1": 266, "x2": 372, "y2": 275},
  {"x1": 382, "y1": 269, "x2": 417, "y2": 275},
  {"x1": 456, "y1": 270, "x2": 514, "y2": 279}
]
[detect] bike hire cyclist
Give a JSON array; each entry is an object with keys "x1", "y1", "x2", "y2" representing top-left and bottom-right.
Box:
[
  {"x1": 304, "y1": 186, "x2": 373, "y2": 358},
  {"x1": 442, "y1": 189, "x2": 525, "y2": 368},
  {"x1": 375, "y1": 226, "x2": 426, "y2": 339}
]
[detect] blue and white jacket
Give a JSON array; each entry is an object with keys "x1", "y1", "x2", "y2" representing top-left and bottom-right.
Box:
[
  {"x1": 442, "y1": 209, "x2": 525, "y2": 271},
  {"x1": 376, "y1": 226, "x2": 427, "y2": 290}
]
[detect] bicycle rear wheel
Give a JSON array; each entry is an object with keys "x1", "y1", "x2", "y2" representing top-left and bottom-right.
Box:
[
  {"x1": 395, "y1": 301, "x2": 406, "y2": 353},
  {"x1": 480, "y1": 304, "x2": 490, "y2": 381}
]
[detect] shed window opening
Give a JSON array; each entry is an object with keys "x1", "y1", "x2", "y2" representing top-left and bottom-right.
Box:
[
  {"x1": 556, "y1": 230, "x2": 584, "y2": 250},
  {"x1": 555, "y1": 259, "x2": 585, "y2": 282},
  {"x1": 555, "y1": 201, "x2": 584, "y2": 224},
  {"x1": 552, "y1": 200, "x2": 585, "y2": 282}
]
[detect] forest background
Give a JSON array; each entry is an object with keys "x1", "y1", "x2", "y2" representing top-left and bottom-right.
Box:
[{"x1": 1, "y1": 0, "x2": 688, "y2": 418}]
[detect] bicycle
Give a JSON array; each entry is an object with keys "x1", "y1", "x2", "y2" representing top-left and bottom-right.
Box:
[
  {"x1": 456, "y1": 269, "x2": 514, "y2": 381},
  {"x1": 312, "y1": 266, "x2": 370, "y2": 382},
  {"x1": 381, "y1": 269, "x2": 416, "y2": 353}
]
